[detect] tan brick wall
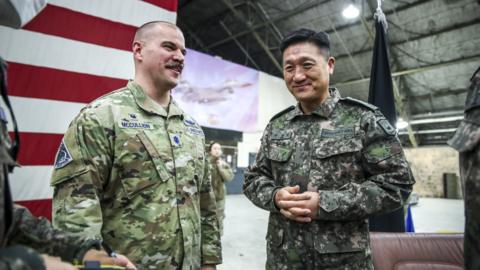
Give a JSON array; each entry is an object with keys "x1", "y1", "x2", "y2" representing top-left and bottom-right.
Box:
[{"x1": 403, "y1": 147, "x2": 460, "y2": 198}]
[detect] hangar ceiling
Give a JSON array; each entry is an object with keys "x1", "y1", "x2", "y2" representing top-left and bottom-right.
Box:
[{"x1": 177, "y1": 0, "x2": 480, "y2": 146}]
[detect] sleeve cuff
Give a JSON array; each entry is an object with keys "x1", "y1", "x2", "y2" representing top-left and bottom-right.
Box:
[
  {"x1": 269, "y1": 187, "x2": 283, "y2": 213},
  {"x1": 318, "y1": 190, "x2": 339, "y2": 213},
  {"x1": 72, "y1": 239, "x2": 102, "y2": 264}
]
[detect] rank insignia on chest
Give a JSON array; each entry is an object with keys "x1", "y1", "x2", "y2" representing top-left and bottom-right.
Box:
[
  {"x1": 170, "y1": 133, "x2": 182, "y2": 147},
  {"x1": 54, "y1": 140, "x2": 73, "y2": 169}
]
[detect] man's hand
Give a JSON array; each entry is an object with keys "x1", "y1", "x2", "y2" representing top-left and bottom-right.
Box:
[
  {"x1": 42, "y1": 255, "x2": 76, "y2": 270},
  {"x1": 83, "y1": 249, "x2": 137, "y2": 270},
  {"x1": 201, "y1": 264, "x2": 216, "y2": 270},
  {"x1": 274, "y1": 186, "x2": 320, "y2": 222}
]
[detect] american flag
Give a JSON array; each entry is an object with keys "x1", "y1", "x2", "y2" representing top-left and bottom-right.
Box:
[{"x1": 1, "y1": 0, "x2": 178, "y2": 220}]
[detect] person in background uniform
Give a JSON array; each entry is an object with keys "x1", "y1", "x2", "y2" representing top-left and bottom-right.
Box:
[
  {"x1": 448, "y1": 66, "x2": 480, "y2": 270},
  {"x1": 243, "y1": 28, "x2": 414, "y2": 269},
  {"x1": 50, "y1": 21, "x2": 221, "y2": 270},
  {"x1": 0, "y1": 58, "x2": 135, "y2": 270},
  {"x1": 208, "y1": 142, "x2": 234, "y2": 235}
]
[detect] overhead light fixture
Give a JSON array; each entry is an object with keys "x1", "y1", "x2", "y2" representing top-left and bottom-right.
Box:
[
  {"x1": 396, "y1": 118, "x2": 409, "y2": 129},
  {"x1": 342, "y1": 4, "x2": 360, "y2": 19}
]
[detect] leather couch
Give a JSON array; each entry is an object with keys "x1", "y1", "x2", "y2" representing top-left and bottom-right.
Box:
[{"x1": 370, "y1": 233, "x2": 464, "y2": 269}]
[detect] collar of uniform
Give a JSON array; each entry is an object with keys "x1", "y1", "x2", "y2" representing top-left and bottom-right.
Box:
[
  {"x1": 128, "y1": 81, "x2": 184, "y2": 118},
  {"x1": 286, "y1": 88, "x2": 341, "y2": 121}
]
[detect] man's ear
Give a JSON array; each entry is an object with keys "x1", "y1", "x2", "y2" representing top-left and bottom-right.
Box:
[
  {"x1": 327, "y1": 57, "x2": 335, "y2": 74},
  {"x1": 133, "y1": 41, "x2": 143, "y2": 61}
]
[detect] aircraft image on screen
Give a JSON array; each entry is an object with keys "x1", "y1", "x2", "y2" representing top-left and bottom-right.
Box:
[{"x1": 174, "y1": 79, "x2": 252, "y2": 104}]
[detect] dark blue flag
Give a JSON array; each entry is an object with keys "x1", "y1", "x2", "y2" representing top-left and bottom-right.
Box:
[{"x1": 367, "y1": 16, "x2": 406, "y2": 232}]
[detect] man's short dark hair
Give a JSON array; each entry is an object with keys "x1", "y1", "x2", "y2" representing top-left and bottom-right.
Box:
[{"x1": 280, "y1": 28, "x2": 331, "y2": 57}]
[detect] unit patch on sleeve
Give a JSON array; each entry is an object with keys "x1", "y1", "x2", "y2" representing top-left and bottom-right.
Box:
[{"x1": 54, "y1": 140, "x2": 73, "y2": 169}]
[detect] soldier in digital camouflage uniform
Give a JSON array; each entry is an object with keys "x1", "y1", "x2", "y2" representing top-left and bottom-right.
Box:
[
  {"x1": 50, "y1": 21, "x2": 221, "y2": 270},
  {"x1": 243, "y1": 29, "x2": 414, "y2": 269},
  {"x1": 0, "y1": 58, "x2": 134, "y2": 270},
  {"x1": 208, "y1": 142, "x2": 234, "y2": 235},
  {"x1": 448, "y1": 66, "x2": 480, "y2": 270}
]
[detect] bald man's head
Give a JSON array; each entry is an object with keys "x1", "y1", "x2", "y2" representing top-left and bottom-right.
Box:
[{"x1": 134, "y1": 21, "x2": 181, "y2": 43}]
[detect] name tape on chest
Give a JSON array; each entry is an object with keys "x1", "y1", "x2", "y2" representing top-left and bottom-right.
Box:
[
  {"x1": 321, "y1": 127, "x2": 355, "y2": 138},
  {"x1": 119, "y1": 114, "x2": 154, "y2": 129}
]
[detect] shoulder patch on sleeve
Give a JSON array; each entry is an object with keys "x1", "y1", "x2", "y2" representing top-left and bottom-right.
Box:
[
  {"x1": 54, "y1": 140, "x2": 73, "y2": 169},
  {"x1": 270, "y1": 106, "x2": 295, "y2": 121},
  {"x1": 377, "y1": 118, "x2": 397, "y2": 136},
  {"x1": 341, "y1": 97, "x2": 378, "y2": 111}
]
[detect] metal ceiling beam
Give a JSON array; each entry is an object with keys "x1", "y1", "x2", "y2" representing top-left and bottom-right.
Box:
[
  {"x1": 411, "y1": 88, "x2": 467, "y2": 100},
  {"x1": 253, "y1": 1, "x2": 283, "y2": 43},
  {"x1": 329, "y1": 17, "x2": 364, "y2": 79},
  {"x1": 220, "y1": 0, "x2": 282, "y2": 73},
  {"x1": 206, "y1": 0, "x2": 333, "y2": 49},
  {"x1": 183, "y1": 25, "x2": 210, "y2": 53},
  {"x1": 398, "y1": 128, "x2": 457, "y2": 135},
  {"x1": 411, "y1": 110, "x2": 464, "y2": 119},
  {"x1": 408, "y1": 115, "x2": 463, "y2": 125},
  {"x1": 218, "y1": 20, "x2": 260, "y2": 69},
  {"x1": 335, "y1": 17, "x2": 480, "y2": 61},
  {"x1": 332, "y1": 54, "x2": 480, "y2": 87}
]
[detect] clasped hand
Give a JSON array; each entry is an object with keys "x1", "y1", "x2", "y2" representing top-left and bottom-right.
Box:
[{"x1": 274, "y1": 185, "x2": 319, "y2": 222}]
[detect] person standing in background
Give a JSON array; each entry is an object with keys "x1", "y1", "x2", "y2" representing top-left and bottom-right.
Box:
[{"x1": 209, "y1": 142, "x2": 234, "y2": 235}]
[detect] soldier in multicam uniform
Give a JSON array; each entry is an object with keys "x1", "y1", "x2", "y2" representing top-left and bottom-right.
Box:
[
  {"x1": 208, "y1": 142, "x2": 234, "y2": 235},
  {"x1": 50, "y1": 21, "x2": 221, "y2": 270},
  {"x1": 0, "y1": 58, "x2": 135, "y2": 269},
  {"x1": 243, "y1": 29, "x2": 414, "y2": 269},
  {"x1": 448, "y1": 67, "x2": 480, "y2": 270}
]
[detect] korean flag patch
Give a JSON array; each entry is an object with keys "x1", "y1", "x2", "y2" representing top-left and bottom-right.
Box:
[{"x1": 54, "y1": 140, "x2": 73, "y2": 169}]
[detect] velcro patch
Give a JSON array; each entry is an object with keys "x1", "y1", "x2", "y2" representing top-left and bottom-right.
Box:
[
  {"x1": 187, "y1": 127, "x2": 203, "y2": 136},
  {"x1": 170, "y1": 134, "x2": 182, "y2": 147},
  {"x1": 54, "y1": 140, "x2": 73, "y2": 169},
  {"x1": 119, "y1": 120, "x2": 153, "y2": 129},
  {"x1": 321, "y1": 127, "x2": 355, "y2": 138},
  {"x1": 184, "y1": 119, "x2": 196, "y2": 126},
  {"x1": 378, "y1": 119, "x2": 396, "y2": 136}
]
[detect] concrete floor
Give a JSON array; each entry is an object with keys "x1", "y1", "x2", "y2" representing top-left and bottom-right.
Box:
[{"x1": 217, "y1": 195, "x2": 464, "y2": 270}]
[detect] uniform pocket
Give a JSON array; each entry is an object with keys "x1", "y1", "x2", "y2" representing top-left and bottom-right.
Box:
[
  {"x1": 311, "y1": 137, "x2": 363, "y2": 189},
  {"x1": 268, "y1": 145, "x2": 293, "y2": 162},
  {"x1": 314, "y1": 136, "x2": 362, "y2": 159},
  {"x1": 119, "y1": 131, "x2": 172, "y2": 199}
]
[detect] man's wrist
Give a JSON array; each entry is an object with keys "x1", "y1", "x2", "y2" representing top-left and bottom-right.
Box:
[{"x1": 74, "y1": 239, "x2": 102, "y2": 264}]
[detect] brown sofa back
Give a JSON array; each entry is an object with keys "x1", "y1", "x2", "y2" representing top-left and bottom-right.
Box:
[{"x1": 370, "y1": 233, "x2": 464, "y2": 270}]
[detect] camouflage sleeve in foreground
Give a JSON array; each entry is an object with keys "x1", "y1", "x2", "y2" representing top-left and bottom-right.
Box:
[
  {"x1": 51, "y1": 110, "x2": 110, "y2": 238},
  {"x1": 318, "y1": 111, "x2": 415, "y2": 221},
  {"x1": 199, "y1": 154, "x2": 222, "y2": 265},
  {"x1": 0, "y1": 245, "x2": 45, "y2": 270},
  {"x1": 218, "y1": 162, "x2": 234, "y2": 183},
  {"x1": 243, "y1": 125, "x2": 282, "y2": 213},
  {"x1": 7, "y1": 205, "x2": 101, "y2": 264}
]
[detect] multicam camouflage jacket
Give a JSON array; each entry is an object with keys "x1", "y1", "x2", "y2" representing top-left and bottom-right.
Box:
[
  {"x1": 51, "y1": 81, "x2": 222, "y2": 269},
  {"x1": 244, "y1": 88, "x2": 414, "y2": 266},
  {"x1": 448, "y1": 67, "x2": 480, "y2": 270},
  {"x1": 209, "y1": 156, "x2": 234, "y2": 202},
  {"x1": 1, "y1": 107, "x2": 99, "y2": 270}
]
